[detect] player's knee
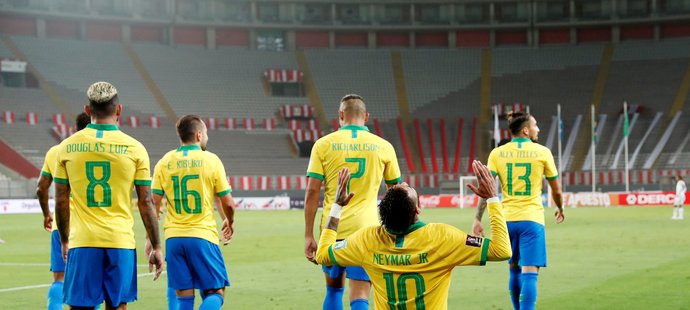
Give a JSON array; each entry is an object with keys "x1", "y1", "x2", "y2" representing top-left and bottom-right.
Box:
[
  {"x1": 53, "y1": 271, "x2": 65, "y2": 282},
  {"x1": 202, "y1": 288, "x2": 224, "y2": 298},
  {"x1": 348, "y1": 280, "x2": 371, "y2": 300},
  {"x1": 325, "y1": 274, "x2": 345, "y2": 288}
]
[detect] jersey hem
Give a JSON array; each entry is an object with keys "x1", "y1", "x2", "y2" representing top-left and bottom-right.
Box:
[
  {"x1": 41, "y1": 170, "x2": 52, "y2": 177},
  {"x1": 152, "y1": 189, "x2": 164, "y2": 195},
  {"x1": 385, "y1": 177, "x2": 402, "y2": 184},
  {"x1": 328, "y1": 244, "x2": 339, "y2": 266},
  {"x1": 216, "y1": 189, "x2": 232, "y2": 197},
  {"x1": 134, "y1": 180, "x2": 151, "y2": 186},
  {"x1": 546, "y1": 174, "x2": 559, "y2": 181},
  {"x1": 54, "y1": 177, "x2": 69, "y2": 184},
  {"x1": 307, "y1": 172, "x2": 324, "y2": 181},
  {"x1": 480, "y1": 238, "x2": 490, "y2": 266}
]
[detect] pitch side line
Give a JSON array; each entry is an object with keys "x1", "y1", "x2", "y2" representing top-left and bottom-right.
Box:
[
  {"x1": 0, "y1": 263, "x2": 154, "y2": 267},
  {"x1": 0, "y1": 271, "x2": 167, "y2": 293}
]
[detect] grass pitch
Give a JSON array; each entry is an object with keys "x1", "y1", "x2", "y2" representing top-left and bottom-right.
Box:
[{"x1": 1, "y1": 206, "x2": 689, "y2": 309}]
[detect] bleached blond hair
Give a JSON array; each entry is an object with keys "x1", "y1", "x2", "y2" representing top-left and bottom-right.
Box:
[{"x1": 86, "y1": 81, "x2": 118, "y2": 104}]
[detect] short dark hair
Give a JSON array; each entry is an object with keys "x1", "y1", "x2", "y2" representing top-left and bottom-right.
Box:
[
  {"x1": 507, "y1": 111, "x2": 532, "y2": 136},
  {"x1": 340, "y1": 94, "x2": 364, "y2": 103},
  {"x1": 75, "y1": 112, "x2": 90, "y2": 131},
  {"x1": 176, "y1": 115, "x2": 204, "y2": 143},
  {"x1": 379, "y1": 187, "x2": 417, "y2": 233}
]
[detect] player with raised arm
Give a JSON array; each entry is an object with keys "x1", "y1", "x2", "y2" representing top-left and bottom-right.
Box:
[
  {"x1": 672, "y1": 175, "x2": 686, "y2": 220},
  {"x1": 36, "y1": 112, "x2": 92, "y2": 310},
  {"x1": 151, "y1": 115, "x2": 236, "y2": 310},
  {"x1": 472, "y1": 111, "x2": 564, "y2": 310},
  {"x1": 316, "y1": 161, "x2": 511, "y2": 309},
  {"x1": 53, "y1": 81, "x2": 163, "y2": 310},
  {"x1": 304, "y1": 94, "x2": 401, "y2": 310}
]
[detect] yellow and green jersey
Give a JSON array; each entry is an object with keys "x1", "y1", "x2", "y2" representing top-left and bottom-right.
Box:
[
  {"x1": 40, "y1": 144, "x2": 60, "y2": 232},
  {"x1": 487, "y1": 137, "x2": 558, "y2": 224},
  {"x1": 54, "y1": 124, "x2": 151, "y2": 249},
  {"x1": 307, "y1": 125, "x2": 401, "y2": 238},
  {"x1": 316, "y1": 201, "x2": 510, "y2": 310},
  {"x1": 152, "y1": 145, "x2": 232, "y2": 245}
]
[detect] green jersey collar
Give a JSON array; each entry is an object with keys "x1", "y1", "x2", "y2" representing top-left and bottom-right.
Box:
[
  {"x1": 511, "y1": 137, "x2": 531, "y2": 143},
  {"x1": 87, "y1": 124, "x2": 118, "y2": 131},
  {"x1": 339, "y1": 125, "x2": 370, "y2": 132},
  {"x1": 386, "y1": 221, "x2": 426, "y2": 235},
  {"x1": 176, "y1": 145, "x2": 202, "y2": 152}
]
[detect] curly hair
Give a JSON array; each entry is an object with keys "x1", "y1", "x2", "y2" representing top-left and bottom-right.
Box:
[{"x1": 378, "y1": 187, "x2": 417, "y2": 233}]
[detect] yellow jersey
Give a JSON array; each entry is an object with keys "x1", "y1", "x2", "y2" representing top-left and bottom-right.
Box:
[
  {"x1": 307, "y1": 125, "x2": 401, "y2": 238},
  {"x1": 54, "y1": 123, "x2": 151, "y2": 249},
  {"x1": 317, "y1": 200, "x2": 511, "y2": 310},
  {"x1": 40, "y1": 145, "x2": 60, "y2": 232},
  {"x1": 487, "y1": 137, "x2": 558, "y2": 224},
  {"x1": 152, "y1": 145, "x2": 232, "y2": 244}
]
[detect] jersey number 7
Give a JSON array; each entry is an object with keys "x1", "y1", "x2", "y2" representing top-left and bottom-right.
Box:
[{"x1": 344, "y1": 157, "x2": 366, "y2": 192}]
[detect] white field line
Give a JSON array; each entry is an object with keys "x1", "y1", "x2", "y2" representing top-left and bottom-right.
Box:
[{"x1": 0, "y1": 271, "x2": 166, "y2": 293}]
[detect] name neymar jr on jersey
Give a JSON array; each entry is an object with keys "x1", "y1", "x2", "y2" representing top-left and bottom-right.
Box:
[
  {"x1": 372, "y1": 252, "x2": 429, "y2": 266},
  {"x1": 331, "y1": 142, "x2": 380, "y2": 152},
  {"x1": 65, "y1": 142, "x2": 129, "y2": 154}
]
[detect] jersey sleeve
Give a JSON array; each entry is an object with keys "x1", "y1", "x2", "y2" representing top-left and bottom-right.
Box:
[
  {"x1": 133, "y1": 144, "x2": 152, "y2": 186},
  {"x1": 487, "y1": 149, "x2": 498, "y2": 177},
  {"x1": 53, "y1": 145, "x2": 69, "y2": 185},
  {"x1": 151, "y1": 159, "x2": 165, "y2": 196},
  {"x1": 383, "y1": 144, "x2": 402, "y2": 184},
  {"x1": 442, "y1": 226, "x2": 489, "y2": 266},
  {"x1": 543, "y1": 150, "x2": 558, "y2": 180},
  {"x1": 41, "y1": 147, "x2": 57, "y2": 178},
  {"x1": 213, "y1": 156, "x2": 232, "y2": 196},
  {"x1": 306, "y1": 142, "x2": 324, "y2": 181},
  {"x1": 316, "y1": 228, "x2": 366, "y2": 267}
]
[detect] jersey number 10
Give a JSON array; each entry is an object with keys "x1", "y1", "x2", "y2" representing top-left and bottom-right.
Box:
[{"x1": 383, "y1": 272, "x2": 426, "y2": 309}]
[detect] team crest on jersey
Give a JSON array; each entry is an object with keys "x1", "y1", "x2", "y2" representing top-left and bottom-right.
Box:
[
  {"x1": 334, "y1": 240, "x2": 347, "y2": 250},
  {"x1": 465, "y1": 236, "x2": 483, "y2": 247}
]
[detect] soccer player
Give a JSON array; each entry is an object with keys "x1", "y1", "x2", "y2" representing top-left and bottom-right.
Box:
[
  {"x1": 151, "y1": 114, "x2": 236, "y2": 310},
  {"x1": 672, "y1": 175, "x2": 686, "y2": 220},
  {"x1": 304, "y1": 94, "x2": 401, "y2": 310},
  {"x1": 315, "y1": 161, "x2": 511, "y2": 309},
  {"x1": 472, "y1": 111, "x2": 565, "y2": 310},
  {"x1": 37, "y1": 112, "x2": 91, "y2": 310},
  {"x1": 54, "y1": 81, "x2": 163, "y2": 309}
]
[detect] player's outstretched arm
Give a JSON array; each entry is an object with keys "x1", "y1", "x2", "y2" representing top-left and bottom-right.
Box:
[
  {"x1": 467, "y1": 160, "x2": 511, "y2": 261},
  {"x1": 36, "y1": 174, "x2": 53, "y2": 232},
  {"x1": 315, "y1": 168, "x2": 354, "y2": 265},
  {"x1": 219, "y1": 193, "x2": 236, "y2": 245},
  {"x1": 136, "y1": 185, "x2": 163, "y2": 280},
  {"x1": 54, "y1": 182, "x2": 70, "y2": 261},
  {"x1": 547, "y1": 179, "x2": 565, "y2": 224},
  {"x1": 304, "y1": 177, "x2": 323, "y2": 264}
]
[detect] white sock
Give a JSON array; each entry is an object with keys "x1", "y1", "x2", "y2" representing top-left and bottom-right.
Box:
[
  {"x1": 680, "y1": 208, "x2": 684, "y2": 219},
  {"x1": 673, "y1": 208, "x2": 678, "y2": 218}
]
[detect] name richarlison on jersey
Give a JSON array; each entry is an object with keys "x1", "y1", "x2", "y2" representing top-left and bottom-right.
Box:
[
  {"x1": 372, "y1": 252, "x2": 429, "y2": 266},
  {"x1": 331, "y1": 143, "x2": 380, "y2": 152},
  {"x1": 66, "y1": 142, "x2": 128, "y2": 154}
]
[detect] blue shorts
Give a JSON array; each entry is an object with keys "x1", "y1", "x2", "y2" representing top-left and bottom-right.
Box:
[
  {"x1": 64, "y1": 248, "x2": 137, "y2": 307},
  {"x1": 50, "y1": 230, "x2": 65, "y2": 272},
  {"x1": 322, "y1": 265, "x2": 370, "y2": 282},
  {"x1": 166, "y1": 237, "x2": 230, "y2": 291},
  {"x1": 507, "y1": 221, "x2": 547, "y2": 267}
]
